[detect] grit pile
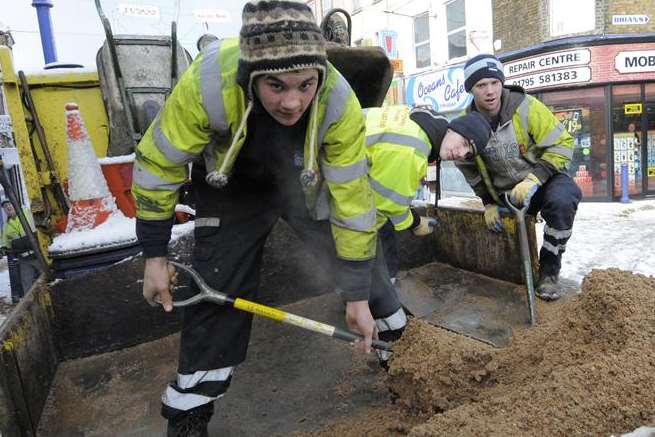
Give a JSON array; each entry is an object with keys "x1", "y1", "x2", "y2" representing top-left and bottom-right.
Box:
[{"x1": 302, "y1": 268, "x2": 655, "y2": 437}]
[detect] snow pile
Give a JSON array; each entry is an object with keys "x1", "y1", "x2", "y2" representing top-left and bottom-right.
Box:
[{"x1": 49, "y1": 211, "x2": 137, "y2": 254}]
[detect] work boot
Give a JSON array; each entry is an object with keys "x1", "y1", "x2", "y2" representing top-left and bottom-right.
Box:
[
  {"x1": 166, "y1": 405, "x2": 212, "y2": 437},
  {"x1": 535, "y1": 274, "x2": 562, "y2": 301}
]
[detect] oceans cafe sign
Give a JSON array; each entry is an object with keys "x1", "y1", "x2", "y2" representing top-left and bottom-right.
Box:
[{"x1": 405, "y1": 66, "x2": 471, "y2": 112}]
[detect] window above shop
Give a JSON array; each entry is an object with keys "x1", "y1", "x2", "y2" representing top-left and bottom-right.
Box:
[
  {"x1": 550, "y1": 0, "x2": 595, "y2": 37},
  {"x1": 446, "y1": 0, "x2": 466, "y2": 61},
  {"x1": 414, "y1": 12, "x2": 431, "y2": 69}
]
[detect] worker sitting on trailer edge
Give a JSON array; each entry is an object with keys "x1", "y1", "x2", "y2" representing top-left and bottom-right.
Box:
[
  {"x1": 441, "y1": 54, "x2": 581, "y2": 302},
  {"x1": 0, "y1": 199, "x2": 39, "y2": 303},
  {"x1": 132, "y1": 1, "x2": 407, "y2": 435},
  {"x1": 365, "y1": 106, "x2": 491, "y2": 282}
]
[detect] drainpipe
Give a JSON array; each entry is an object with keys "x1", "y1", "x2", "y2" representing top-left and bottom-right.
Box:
[{"x1": 31, "y1": 0, "x2": 58, "y2": 64}]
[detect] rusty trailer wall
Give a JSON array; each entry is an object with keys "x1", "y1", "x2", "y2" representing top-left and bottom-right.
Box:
[{"x1": 0, "y1": 277, "x2": 58, "y2": 437}]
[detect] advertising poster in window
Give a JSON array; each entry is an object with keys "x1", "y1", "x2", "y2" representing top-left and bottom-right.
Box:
[
  {"x1": 553, "y1": 108, "x2": 594, "y2": 195},
  {"x1": 613, "y1": 132, "x2": 642, "y2": 194}
]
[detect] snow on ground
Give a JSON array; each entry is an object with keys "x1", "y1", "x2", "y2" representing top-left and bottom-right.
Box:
[{"x1": 537, "y1": 199, "x2": 655, "y2": 285}]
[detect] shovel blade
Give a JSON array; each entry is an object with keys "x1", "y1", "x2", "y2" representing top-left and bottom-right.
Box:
[{"x1": 396, "y1": 262, "x2": 531, "y2": 348}]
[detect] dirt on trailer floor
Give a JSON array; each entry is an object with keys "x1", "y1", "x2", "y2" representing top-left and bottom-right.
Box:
[{"x1": 298, "y1": 268, "x2": 655, "y2": 437}]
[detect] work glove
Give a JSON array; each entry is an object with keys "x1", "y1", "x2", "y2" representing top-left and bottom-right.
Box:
[
  {"x1": 412, "y1": 216, "x2": 438, "y2": 236},
  {"x1": 484, "y1": 204, "x2": 504, "y2": 233},
  {"x1": 510, "y1": 173, "x2": 542, "y2": 207}
]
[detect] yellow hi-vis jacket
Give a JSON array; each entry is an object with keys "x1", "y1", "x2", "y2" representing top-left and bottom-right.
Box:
[
  {"x1": 132, "y1": 38, "x2": 377, "y2": 261},
  {"x1": 364, "y1": 106, "x2": 431, "y2": 231},
  {"x1": 1, "y1": 209, "x2": 33, "y2": 249},
  {"x1": 456, "y1": 87, "x2": 573, "y2": 201}
]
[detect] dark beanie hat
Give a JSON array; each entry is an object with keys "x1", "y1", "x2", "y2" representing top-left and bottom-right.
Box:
[
  {"x1": 448, "y1": 112, "x2": 492, "y2": 154},
  {"x1": 409, "y1": 107, "x2": 449, "y2": 162},
  {"x1": 463, "y1": 54, "x2": 505, "y2": 92},
  {"x1": 237, "y1": 0, "x2": 328, "y2": 94}
]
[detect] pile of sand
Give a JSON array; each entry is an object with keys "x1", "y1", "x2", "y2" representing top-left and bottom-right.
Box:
[{"x1": 302, "y1": 269, "x2": 655, "y2": 437}]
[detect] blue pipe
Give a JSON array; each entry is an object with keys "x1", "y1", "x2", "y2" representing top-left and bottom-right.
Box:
[
  {"x1": 32, "y1": 0, "x2": 58, "y2": 64},
  {"x1": 620, "y1": 162, "x2": 631, "y2": 204}
]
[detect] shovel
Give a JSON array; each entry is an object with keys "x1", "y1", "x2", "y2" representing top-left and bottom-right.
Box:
[{"x1": 169, "y1": 261, "x2": 392, "y2": 352}]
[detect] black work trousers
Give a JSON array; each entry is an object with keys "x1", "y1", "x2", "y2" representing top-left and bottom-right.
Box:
[
  {"x1": 526, "y1": 173, "x2": 582, "y2": 276},
  {"x1": 162, "y1": 177, "x2": 403, "y2": 418}
]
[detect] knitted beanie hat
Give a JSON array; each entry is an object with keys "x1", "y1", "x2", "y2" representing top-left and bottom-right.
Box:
[
  {"x1": 463, "y1": 54, "x2": 505, "y2": 92},
  {"x1": 409, "y1": 106, "x2": 449, "y2": 162},
  {"x1": 237, "y1": 0, "x2": 328, "y2": 95},
  {"x1": 448, "y1": 112, "x2": 492, "y2": 155}
]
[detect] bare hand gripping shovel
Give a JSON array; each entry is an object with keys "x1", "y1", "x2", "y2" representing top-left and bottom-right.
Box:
[{"x1": 169, "y1": 261, "x2": 392, "y2": 352}]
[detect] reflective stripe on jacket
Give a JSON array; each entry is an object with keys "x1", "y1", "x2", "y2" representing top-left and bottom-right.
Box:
[
  {"x1": 456, "y1": 88, "x2": 573, "y2": 197},
  {"x1": 364, "y1": 106, "x2": 431, "y2": 231},
  {"x1": 133, "y1": 37, "x2": 376, "y2": 261}
]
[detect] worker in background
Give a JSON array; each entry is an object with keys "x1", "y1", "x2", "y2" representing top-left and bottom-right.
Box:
[
  {"x1": 0, "y1": 199, "x2": 39, "y2": 303},
  {"x1": 446, "y1": 54, "x2": 581, "y2": 301},
  {"x1": 366, "y1": 107, "x2": 493, "y2": 281},
  {"x1": 132, "y1": 1, "x2": 406, "y2": 435}
]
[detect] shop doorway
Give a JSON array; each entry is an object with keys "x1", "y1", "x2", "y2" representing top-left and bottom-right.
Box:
[
  {"x1": 645, "y1": 84, "x2": 655, "y2": 195},
  {"x1": 612, "y1": 83, "x2": 655, "y2": 197}
]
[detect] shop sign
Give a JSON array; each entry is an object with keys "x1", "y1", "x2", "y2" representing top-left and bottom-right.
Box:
[
  {"x1": 504, "y1": 49, "x2": 590, "y2": 78},
  {"x1": 506, "y1": 66, "x2": 591, "y2": 90},
  {"x1": 193, "y1": 9, "x2": 232, "y2": 23},
  {"x1": 624, "y1": 103, "x2": 643, "y2": 115},
  {"x1": 405, "y1": 67, "x2": 472, "y2": 112},
  {"x1": 118, "y1": 3, "x2": 160, "y2": 18},
  {"x1": 390, "y1": 59, "x2": 404, "y2": 74},
  {"x1": 612, "y1": 15, "x2": 650, "y2": 25},
  {"x1": 615, "y1": 50, "x2": 655, "y2": 73},
  {"x1": 378, "y1": 30, "x2": 398, "y2": 59}
]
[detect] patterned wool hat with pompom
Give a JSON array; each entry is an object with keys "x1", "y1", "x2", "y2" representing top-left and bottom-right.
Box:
[{"x1": 237, "y1": 0, "x2": 328, "y2": 95}]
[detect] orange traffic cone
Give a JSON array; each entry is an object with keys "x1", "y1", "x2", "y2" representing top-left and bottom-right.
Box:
[{"x1": 64, "y1": 102, "x2": 115, "y2": 232}]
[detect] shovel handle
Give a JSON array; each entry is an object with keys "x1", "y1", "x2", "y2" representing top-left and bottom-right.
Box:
[{"x1": 233, "y1": 298, "x2": 392, "y2": 352}]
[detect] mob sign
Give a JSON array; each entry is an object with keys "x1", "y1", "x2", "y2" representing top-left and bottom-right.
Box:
[
  {"x1": 405, "y1": 67, "x2": 472, "y2": 112},
  {"x1": 615, "y1": 50, "x2": 655, "y2": 73}
]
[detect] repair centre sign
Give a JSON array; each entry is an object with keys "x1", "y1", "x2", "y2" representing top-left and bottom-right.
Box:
[
  {"x1": 504, "y1": 49, "x2": 592, "y2": 90},
  {"x1": 405, "y1": 66, "x2": 472, "y2": 112}
]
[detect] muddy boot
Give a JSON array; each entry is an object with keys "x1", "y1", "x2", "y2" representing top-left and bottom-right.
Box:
[
  {"x1": 535, "y1": 274, "x2": 562, "y2": 301},
  {"x1": 166, "y1": 404, "x2": 212, "y2": 437}
]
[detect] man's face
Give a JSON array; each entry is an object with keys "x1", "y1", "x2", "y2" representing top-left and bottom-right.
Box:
[
  {"x1": 471, "y1": 78, "x2": 503, "y2": 116},
  {"x1": 254, "y1": 69, "x2": 320, "y2": 126},
  {"x1": 439, "y1": 129, "x2": 474, "y2": 161},
  {"x1": 2, "y1": 203, "x2": 15, "y2": 218}
]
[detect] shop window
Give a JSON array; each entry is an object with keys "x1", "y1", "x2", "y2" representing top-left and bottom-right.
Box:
[
  {"x1": 542, "y1": 87, "x2": 609, "y2": 199},
  {"x1": 612, "y1": 85, "x2": 644, "y2": 196},
  {"x1": 550, "y1": 0, "x2": 595, "y2": 37},
  {"x1": 446, "y1": 0, "x2": 466, "y2": 60},
  {"x1": 646, "y1": 84, "x2": 655, "y2": 194},
  {"x1": 414, "y1": 12, "x2": 431, "y2": 69}
]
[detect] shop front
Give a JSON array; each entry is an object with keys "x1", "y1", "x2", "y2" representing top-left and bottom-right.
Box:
[{"x1": 501, "y1": 34, "x2": 655, "y2": 200}]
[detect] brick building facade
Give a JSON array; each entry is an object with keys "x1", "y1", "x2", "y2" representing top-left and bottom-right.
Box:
[{"x1": 489, "y1": 2, "x2": 655, "y2": 201}]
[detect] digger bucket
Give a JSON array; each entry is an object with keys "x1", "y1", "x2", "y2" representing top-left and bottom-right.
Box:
[{"x1": 395, "y1": 204, "x2": 540, "y2": 348}]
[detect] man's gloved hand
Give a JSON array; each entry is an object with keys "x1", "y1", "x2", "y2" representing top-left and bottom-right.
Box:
[
  {"x1": 412, "y1": 216, "x2": 438, "y2": 236},
  {"x1": 484, "y1": 204, "x2": 504, "y2": 233},
  {"x1": 510, "y1": 173, "x2": 542, "y2": 207}
]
